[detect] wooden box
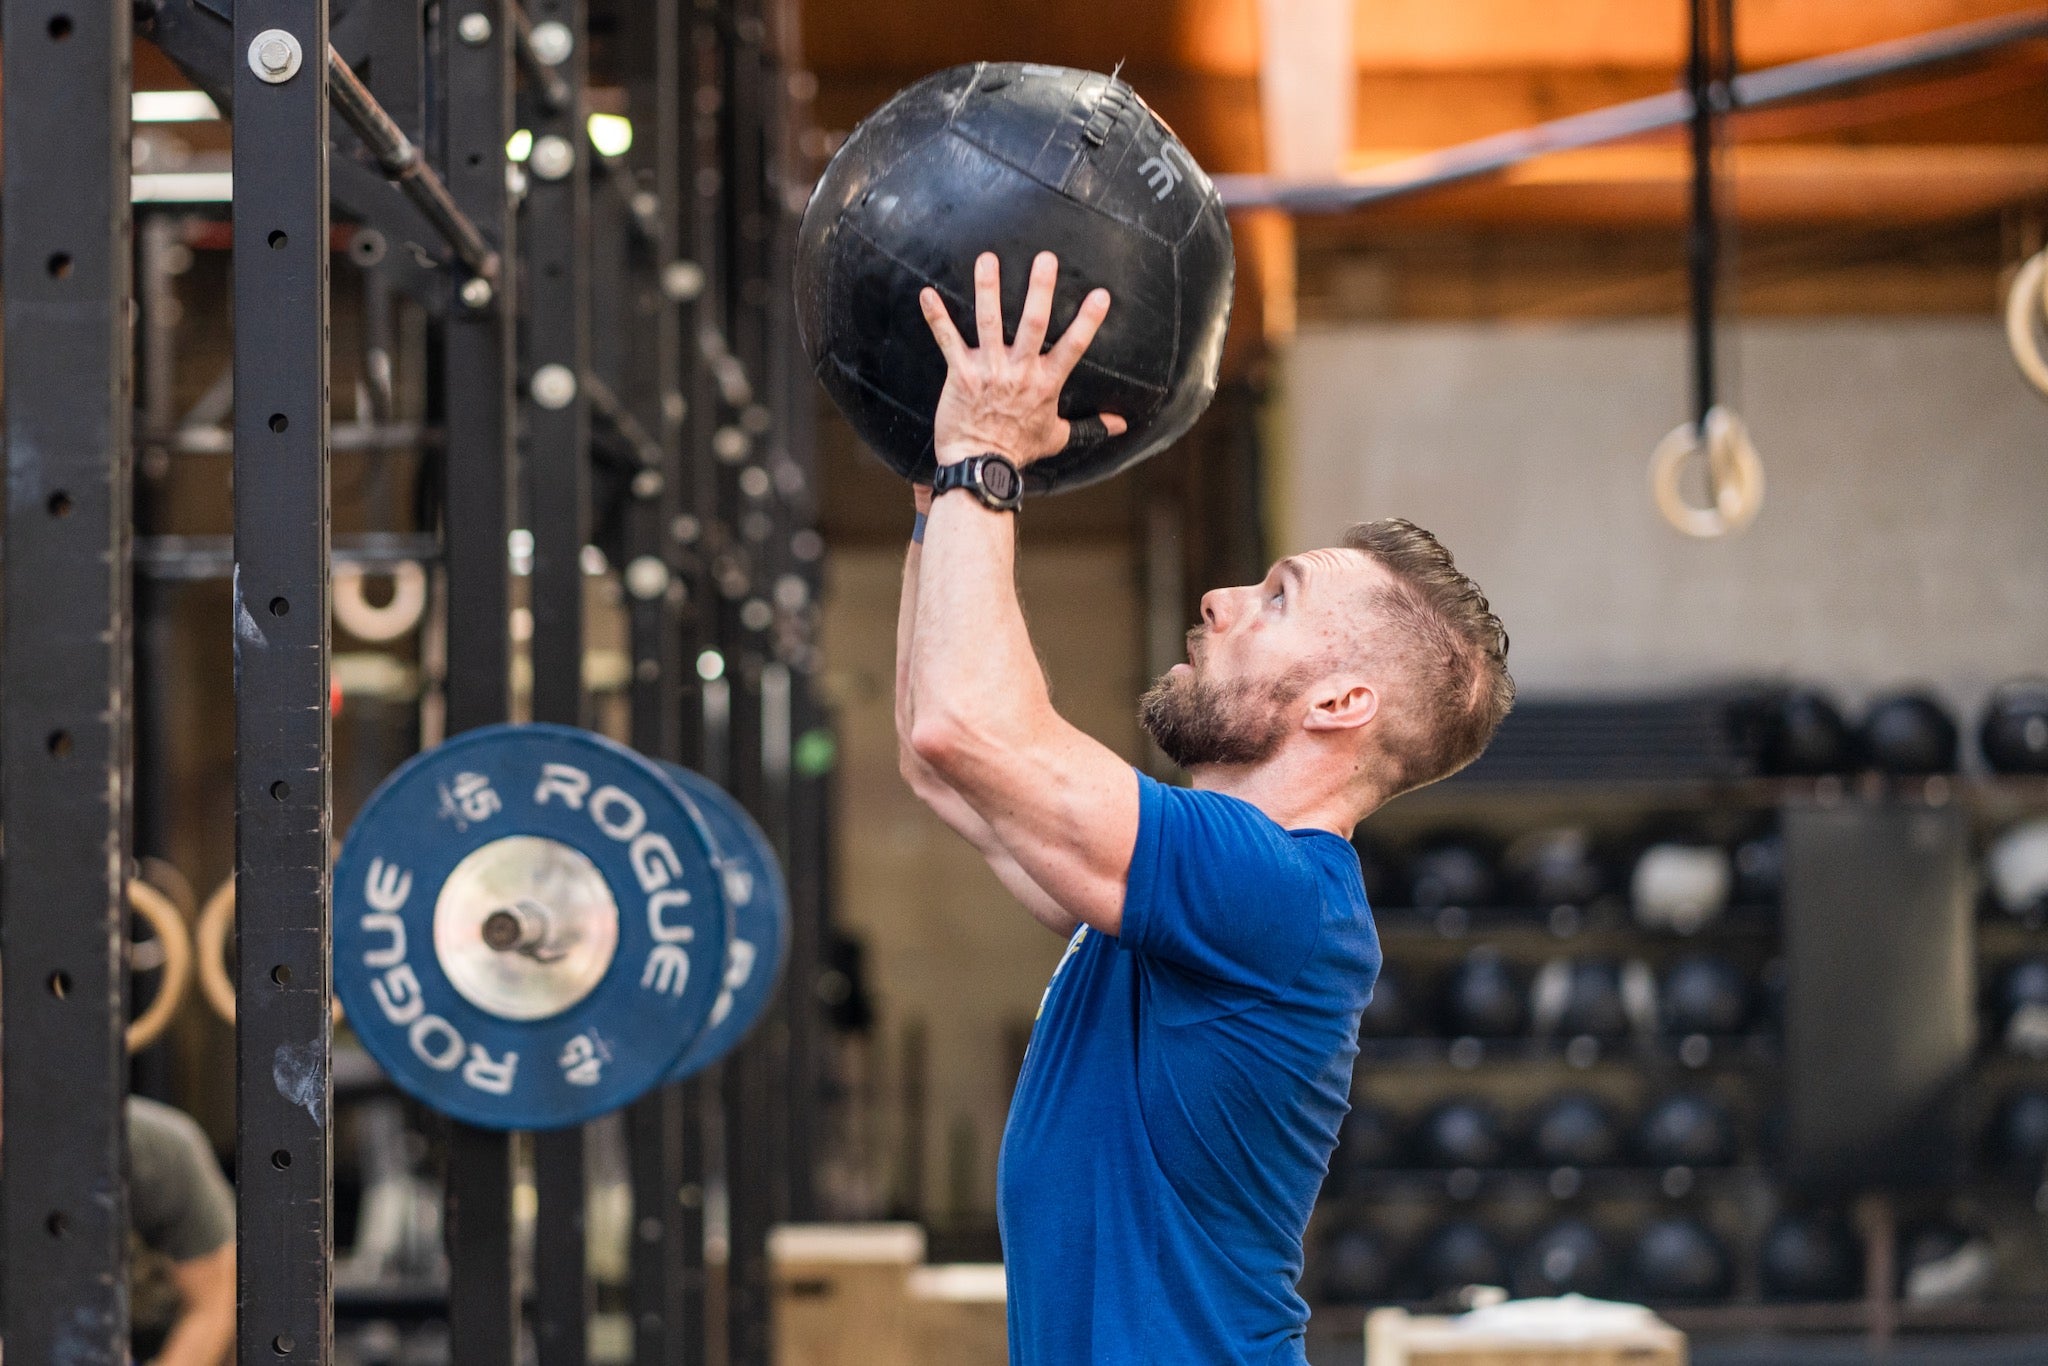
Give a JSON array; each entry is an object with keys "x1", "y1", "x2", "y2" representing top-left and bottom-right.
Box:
[{"x1": 1365, "y1": 1305, "x2": 1687, "y2": 1366}]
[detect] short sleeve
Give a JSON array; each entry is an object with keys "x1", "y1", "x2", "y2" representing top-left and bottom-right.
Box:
[
  {"x1": 126, "y1": 1097, "x2": 236, "y2": 1263},
  {"x1": 1117, "y1": 770, "x2": 1322, "y2": 1005}
]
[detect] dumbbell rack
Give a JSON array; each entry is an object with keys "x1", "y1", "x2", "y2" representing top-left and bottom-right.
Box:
[{"x1": 1308, "y1": 764, "x2": 2048, "y2": 1350}]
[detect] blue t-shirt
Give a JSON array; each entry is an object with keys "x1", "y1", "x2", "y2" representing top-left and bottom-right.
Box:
[{"x1": 997, "y1": 769, "x2": 1381, "y2": 1365}]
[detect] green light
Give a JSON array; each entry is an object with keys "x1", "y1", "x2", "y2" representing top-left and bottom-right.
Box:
[
  {"x1": 794, "y1": 728, "x2": 837, "y2": 777},
  {"x1": 506, "y1": 129, "x2": 533, "y2": 162}
]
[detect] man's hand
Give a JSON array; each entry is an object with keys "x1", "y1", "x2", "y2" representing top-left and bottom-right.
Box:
[{"x1": 918, "y1": 250, "x2": 1127, "y2": 467}]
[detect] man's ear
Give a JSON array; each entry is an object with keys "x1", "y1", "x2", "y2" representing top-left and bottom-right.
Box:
[{"x1": 1304, "y1": 679, "x2": 1377, "y2": 733}]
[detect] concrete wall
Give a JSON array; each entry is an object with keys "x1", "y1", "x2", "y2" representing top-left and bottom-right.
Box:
[
  {"x1": 820, "y1": 542, "x2": 1146, "y2": 1222},
  {"x1": 1278, "y1": 319, "x2": 2048, "y2": 713}
]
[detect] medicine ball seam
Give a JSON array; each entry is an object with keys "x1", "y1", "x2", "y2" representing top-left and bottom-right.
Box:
[
  {"x1": 940, "y1": 126, "x2": 1183, "y2": 253},
  {"x1": 830, "y1": 220, "x2": 1174, "y2": 399}
]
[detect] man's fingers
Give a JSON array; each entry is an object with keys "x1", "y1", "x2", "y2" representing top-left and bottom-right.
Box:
[
  {"x1": 973, "y1": 251, "x2": 1004, "y2": 350},
  {"x1": 1047, "y1": 286, "x2": 1112, "y2": 375},
  {"x1": 1012, "y1": 251, "x2": 1058, "y2": 357},
  {"x1": 919, "y1": 288, "x2": 968, "y2": 367}
]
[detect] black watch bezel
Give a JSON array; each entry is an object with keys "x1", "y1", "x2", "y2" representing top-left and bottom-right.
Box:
[{"x1": 934, "y1": 453, "x2": 1024, "y2": 512}]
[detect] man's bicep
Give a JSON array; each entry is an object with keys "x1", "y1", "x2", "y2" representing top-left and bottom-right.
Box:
[{"x1": 943, "y1": 719, "x2": 1137, "y2": 936}]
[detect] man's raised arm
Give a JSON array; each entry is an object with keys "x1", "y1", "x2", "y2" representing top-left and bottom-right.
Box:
[
  {"x1": 903, "y1": 250, "x2": 1143, "y2": 936},
  {"x1": 894, "y1": 486, "x2": 1080, "y2": 936}
]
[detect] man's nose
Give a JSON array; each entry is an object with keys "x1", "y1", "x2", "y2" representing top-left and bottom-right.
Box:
[{"x1": 1200, "y1": 588, "x2": 1228, "y2": 632}]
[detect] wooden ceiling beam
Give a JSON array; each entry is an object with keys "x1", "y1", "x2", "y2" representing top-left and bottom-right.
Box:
[{"x1": 802, "y1": 0, "x2": 2048, "y2": 79}]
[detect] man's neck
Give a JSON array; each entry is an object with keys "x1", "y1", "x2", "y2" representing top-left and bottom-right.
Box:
[{"x1": 1184, "y1": 749, "x2": 1377, "y2": 838}]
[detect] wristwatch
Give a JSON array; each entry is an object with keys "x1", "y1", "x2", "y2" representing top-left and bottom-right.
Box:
[{"x1": 931, "y1": 453, "x2": 1024, "y2": 513}]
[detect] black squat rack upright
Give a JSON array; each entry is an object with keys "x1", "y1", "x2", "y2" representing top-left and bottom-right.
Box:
[{"x1": 0, "y1": 0, "x2": 829, "y2": 1358}]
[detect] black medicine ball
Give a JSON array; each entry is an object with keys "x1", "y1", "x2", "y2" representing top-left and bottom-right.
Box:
[
  {"x1": 1982, "y1": 679, "x2": 2048, "y2": 775},
  {"x1": 1418, "y1": 1097, "x2": 1508, "y2": 1169},
  {"x1": 1528, "y1": 1091, "x2": 1625, "y2": 1168},
  {"x1": 795, "y1": 64, "x2": 1234, "y2": 492},
  {"x1": 1901, "y1": 1220, "x2": 1996, "y2": 1304},
  {"x1": 1661, "y1": 954, "x2": 1750, "y2": 1037},
  {"x1": 1858, "y1": 691, "x2": 1960, "y2": 775},
  {"x1": 1760, "y1": 1212, "x2": 1860, "y2": 1301},
  {"x1": 1991, "y1": 1088, "x2": 2048, "y2": 1169},
  {"x1": 1529, "y1": 957, "x2": 1638, "y2": 1039},
  {"x1": 1444, "y1": 948, "x2": 1526, "y2": 1038},
  {"x1": 1631, "y1": 1216, "x2": 1731, "y2": 1302},
  {"x1": 1414, "y1": 1219, "x2": 1507, "y2": 1298},
  {"x1": 1515, "y1": 1219, "x2": 1614, "y2": 1299},
  {"x1": 1408, "y1": 837, "x2": 1499, "y2": 910},
  {"x1": 1761, "y1": 689, "x2": 1853, "y2": 776},
  {"x1": 1318, "y1": 1226, "x2": 1397, "y2": 1304},
  {"x1": 1505, "y1": 826, "x2": 1605, "y2": 906},
  {"x1": 1637, "y1": 1092, "x2": 1737, "y2": 1167},
  {"x1": 2002, "y1": 958, "x2": 2048, "y2": 1057},
  {"x1": 1732, "y1": 832, "x2": 1784, "y2": 904}
]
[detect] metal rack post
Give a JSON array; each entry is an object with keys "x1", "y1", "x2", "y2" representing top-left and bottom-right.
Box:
[
  {"x1": 437, "y1": 0, "x2": 523, "y2": 1358},
  {"x1": 0, "y1": 0, "x2": 135, "y2": 1355},
  {"x1": 522, "y1": 0, "x2": 595, "y2": 1355},
  {"x1": 231, "y1": 0, "x2": 336, "y2": 1359}
]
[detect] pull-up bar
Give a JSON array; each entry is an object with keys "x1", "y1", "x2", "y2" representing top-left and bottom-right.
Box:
[
  {"x1": 327, "y1": 45, "x2": 501, "y2": 288},
  {"x1": 1216, "y1": 6, "x2": 2048, "y2": 214}
]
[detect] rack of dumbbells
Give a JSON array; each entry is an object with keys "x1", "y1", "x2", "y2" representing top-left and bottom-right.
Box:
[
  {"x1": 1306, "y1": 683, "x2": 2048, "y2": 1341},
  {"x1": 5, "y1": 0, "x2": 828, "y2": 1360}
]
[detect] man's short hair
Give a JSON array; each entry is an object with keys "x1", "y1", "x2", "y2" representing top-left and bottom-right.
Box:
[{"x1": 1343, "y1": 518, "x2": 1514, "y2": 796}]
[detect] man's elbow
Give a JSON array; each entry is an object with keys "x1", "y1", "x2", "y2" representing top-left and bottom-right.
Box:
[{"x1": 908, "y1": 711, "x2": 971, "y2": 774}]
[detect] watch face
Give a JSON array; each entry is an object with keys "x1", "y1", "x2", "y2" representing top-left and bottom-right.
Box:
[{"x1": 980, "y1": 458, "x2": 1021, "y2": 501}]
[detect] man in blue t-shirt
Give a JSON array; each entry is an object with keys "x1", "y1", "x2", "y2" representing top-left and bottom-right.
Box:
[{"x1": 896, "y1": 251, "x2": 1516, "y2": 1364}]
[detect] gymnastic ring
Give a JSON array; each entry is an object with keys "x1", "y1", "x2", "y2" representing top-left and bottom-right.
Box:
[
  {"x1": 2004, "y1": 250, "x2": 2048, "y2": 399},
  {"x1": 196, "y1": 878, "x2": 344, "y2": 1024},
  {"x1": 138, "y1": 854, "x2": 198, "y2": 922},
  {"x1": 333, "y1": 559, "x2": 429, "y2": 643},
  {"x1": 1649, "y1": 405, "x2": 1765, "y2": 539},
  {"x1": 127, "y1": 879, "x2": 192, "y2": 1053}
]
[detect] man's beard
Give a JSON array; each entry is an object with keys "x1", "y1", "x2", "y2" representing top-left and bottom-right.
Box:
[{"x1": 1138, "y1": 665, "x2": 1306, "y2": 770}]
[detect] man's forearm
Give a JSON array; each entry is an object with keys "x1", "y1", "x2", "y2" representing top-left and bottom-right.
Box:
[
  {"x1": 155, "y1": 1245, "x2": 234, "y2": 1366},
  {"x1": 908, "y1": 490, "x2": 1049, "y2": 746}
]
